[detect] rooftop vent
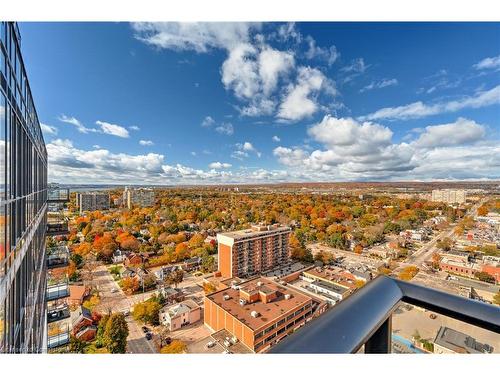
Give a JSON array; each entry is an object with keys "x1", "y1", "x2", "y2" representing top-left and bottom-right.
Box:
[
  {"x1": 284, "y1": 294, "x2": 291, "y2": 300},
  {"x1": 223, "y1": 294, "x2": 230, "y2": 301},
  {"x1": 239, "y1": 298, "x2": 247, "y2": 306},
  {"x1": 257, "y1": 281, "x2": 263, "y2": 287},
  {"x1": 250, "y1": 310, "x2": 260, "y2": 318}
]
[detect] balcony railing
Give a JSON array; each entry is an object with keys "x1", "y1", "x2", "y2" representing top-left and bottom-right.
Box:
[
  {"x1": 46, "y1": 282, "x2": 70, "y2": 301},
  {"x1": 47, "y1": 245, "x2": 70, "y2": 269},
  {"x1": 47, "y1": 188, "x2": 70, "y2": 203},
  {"x1": 268, "y1": 275, "x2": 500, "y2": 354},
  {"x1": 47, "y1": 302, "x2": 71, "y2": 323},
  {"x1": 46, "y1": 222, "x2": 69, "y2": 236},
  {"x1": 47, "y1": 331, "x2": 70, "y2": 349}
]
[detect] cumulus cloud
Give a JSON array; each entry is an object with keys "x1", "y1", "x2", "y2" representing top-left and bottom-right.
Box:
[
  {"x1": 473, "y1": 55, "x2": 500, "y2": 70},
  {"x1": 360, "y1": 84, "x2": 500, "y2": 121},
  {"x1": 234, "y1": 141, "x2": 261, "y2": 158},
  {"x1": 272, "y1": 135, "x2": 281, "y2": 142},
  {"x1": 133, "y1": 22, "x2": 339, "y2": 120},
  {"x1": 209, "y1": 161, "x2": 232, "y2": 169},
  {"x1": 278, "y1": 67, "x2": 336, "y2": 121},
  {"x1": 139, "y1": 139, "x2": 154, "y2": 146},
  {"x1": 273, "y1": 115, "x2": 496, "y2": 180},
  {"x1": 95, "y1": 121, "x2": 130, "y2": 138},
  {"x1": 215, "y1": 122, "x2": 234, "y2": 135},
  {"x1": 129, "y1": 125, "x2": 140, "y2": 131},
  {"x1": 360, "y1": 78, "x2": 398, "y2": 93},
  {"x1": 41, "y1": 123, "x2": 58, "y2": 136},
  {"x1": 412, "y1": 118, "x2": 486, "y2": 148}
]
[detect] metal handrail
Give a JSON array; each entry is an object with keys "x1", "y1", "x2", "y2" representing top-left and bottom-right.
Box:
[{"x1": 268, "y1": 275, "x2": 500, "y2": 354}]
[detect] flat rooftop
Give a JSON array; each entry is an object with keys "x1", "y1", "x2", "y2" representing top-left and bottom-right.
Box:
[
  {"x1": 262, "y1": 261, "x2": 310, "y2": 277},
  {"x1": 311, "y1": 280, "x2": 350, "y2": 295},
  {"x1": 434, "y1": 326, "x2": 491, "y2": 354},
  {"x1": 217, "y1": 225, "x2": 291, "y2": 241},
  {"x1": 206, "y1": 277, "x2": 312, "y2": 331}
]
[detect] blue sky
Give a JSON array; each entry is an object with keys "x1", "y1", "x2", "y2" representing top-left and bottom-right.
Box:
[{"x1": 19, "y1": 22, "x2": 500, "y2": 184}]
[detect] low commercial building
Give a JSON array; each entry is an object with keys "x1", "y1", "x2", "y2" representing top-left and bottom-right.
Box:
[
  {"x1": 302, "y1": 267, "x2": 357, "y2": 291},
  {"x1": 159, "y1": 299, "x2": 201, "y2": 331},
  {"x1": 433, "y1": 326, "x2": 494, "y2": 354},
  {"x1": 204, "y1": 277, "x2": 313, "y2": 352},
  {"x1": 439, "y1": 257, "x2": 481, "y2": 278},
  {"x1": 481, "y1": 263, "x2": 500, "y2": 283},
  {"x1": 309, "y1": 280, "x2": 351, "y2": 304},
  {"x1": 76, "y1": 192, "x2": 110, "y2": 212}
]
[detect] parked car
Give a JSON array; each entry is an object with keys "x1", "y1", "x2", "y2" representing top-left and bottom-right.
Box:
[
  {"x1": 142, "y1": 326, "x2": 149, "y2": 333},
  {"x1": 206, "y1": 341, "x2": 216, "y2": 348},
  {"x1": 145, "y1": 332, "x2": 153, "y2": 340},
  {"x1": 111, "y1": 287, "x2": 118, "y2": 293},
  {"x1": 164, "y1": 337, "x2": 172, "y2": 345}
]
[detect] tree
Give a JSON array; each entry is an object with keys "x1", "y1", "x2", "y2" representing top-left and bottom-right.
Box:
[
  {"x1": 201, "y1": 254, "x2": 215, "y2": 273},
  {"x1": 103, "y1": 313, "x2": 129, "y2": 353},
  {"x1": 69, "y1": 336, "x2": 87, "y2": 353},
  {"x1": 95, "y1": 313, "x2": 110, "y2": 348},
  {"x1": 398, "y1": 266, "x2": 419, "y2": 281},
  {"x1": 431, "y1": 253, "x2": 442, "y2": 269},
  {"x1": 354, "y1": 244, "x2": 363, "y2": 255},
  {"x1": 477, "y1": 205, "x2": 489, "y2": 216},
  {"x1": 160, "y1": 340, "x2": 187, "y2": 354},
  {"x1": 437, "y1": 237, "x2": 453, "y2": 251},
  {"x1": 121, "y1": 237, "x2": 140, "y2": 252},
  {"x1": 132, "y1": 299, "x2": 161, "y2": 325},
  {"x1": 122, "y1": 277, "x2": 140, "y2": 295},
  {"x1": 475, "y1": 272, "x2": 495, "y2": 284},
  {"x1": 203, "y1": 282, "x2": 217, "y2": 295},
  {"x1": 493, "y1": 290, "x2": 500, "y2": 306},
  {"x1": 169, "y1": 269, "x2": 184, "y2": 287}
]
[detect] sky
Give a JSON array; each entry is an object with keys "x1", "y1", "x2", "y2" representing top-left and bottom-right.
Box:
[{"x1": 18, "y1": 22, "x2": 500, "y2": 184}]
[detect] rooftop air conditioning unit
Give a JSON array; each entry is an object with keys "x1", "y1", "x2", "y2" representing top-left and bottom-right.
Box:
[
  {"x1": 256, "y1": 281, "x2": 263, "y2": 287},
  {"x1": 284, "y1": 294, "x2": 291, "y2": 300},
  {"x1": 250, "y1": 310, "x2": 260, "y2": 318},
  {"x1": 239, "y1": 299, "x2": 247, "y2": 306},
  {"x1": 223, "y1": 294, "x2": 230, "y2": 301}
]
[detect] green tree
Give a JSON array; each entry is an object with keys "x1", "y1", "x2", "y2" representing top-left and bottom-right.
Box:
[
  {"x1": 103, "y1": 313, "x2": 129, "y2": 353},
  {"x1": 95, "y1": 313, "x2": 110, "y2": 348},
  {"x1": 132, "y1": 299, "x2": 161, "y2": 326},
  {"x1": 201, "y1": 254, "x2": 215, "y2": 273}
]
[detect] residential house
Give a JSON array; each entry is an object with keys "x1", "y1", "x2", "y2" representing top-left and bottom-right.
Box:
[
  {"x1": 159, "y1": 299, "x2": 201, "y2": 331},
  {"x1": 71, "y1": 306, "x2": 97, "y2": 341},
  {"x1": 68, "y1": 285, "x2": 90, "y2": 309}
]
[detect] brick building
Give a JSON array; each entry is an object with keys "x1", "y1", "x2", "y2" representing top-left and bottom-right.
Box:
[
  {"x1": 217, "y1": 224, "x2": 291, "y2": 278},
  {"x1": 204, "y1": 277, "x2": 313, "y2": 352}
]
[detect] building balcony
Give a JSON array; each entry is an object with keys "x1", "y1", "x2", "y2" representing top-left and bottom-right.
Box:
[
  {"x1": 269, "y1": 275, "x2": 500, "y2": 354},
  {"x1": 46, "y1": 281, "x2": 70, "y2": 302},
  {"x1": 47, "y1": 188, "x2": 70, "y2": 203},
  {"x1": 46, "y1": 222, "x2": 69, "y2": 236},
  {"x1": 47, "y1": 330, "x2": 70, "y2": 350},
  {"x1": 47, "y1": 245, "x2": 70, "y2": 269},
  {"x1": 47, "y1": 302, "x2": 71, "y2": 323}
]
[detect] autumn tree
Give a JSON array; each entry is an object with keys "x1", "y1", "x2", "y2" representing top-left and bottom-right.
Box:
[
  {"x1": 160, "y1": 340, "x2": 187, "y2": 354},
  {"x1": 103, "y1": 313, "x2": 129, "y2": 353},
  {"x1": 493, "y1": 290, "x2": 500, "y2": 306},
  {"x1": 122, "y1": 277, "x2": 140, "y2": 295},
  {"x1": 477, "y1": 205, "x2": 489, "y2": 216},
  {"x1": 132, "y1": 299, "x2": 161, "y2": 326}
]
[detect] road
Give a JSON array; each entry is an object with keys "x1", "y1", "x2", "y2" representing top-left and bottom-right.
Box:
[
  {"x1": 397, "y1": 198, "x2": 487, "y2": 271},
  {"x1": 92, "y1": 265, "x2": 156, "y2": 353}
]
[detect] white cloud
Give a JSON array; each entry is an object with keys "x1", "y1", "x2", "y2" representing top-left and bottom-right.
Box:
[
  {"x1": 95, "y1": 120, "x2": 130, "y2": 138},
  {"x1": 215, "y1": 122, "x2": 234, "y2": 135},
  {"x1": 139, "y1": 139, "x2": 154, "y2": 146},
  {"x1": 131, "y1": 22, "x2": 259, "y2": 52},
  {"x1": 209, "y1": 162, "x2": 232, "y2": 169},
  {"x1": 473, "y1": 55, "x2": 500, "y2": 70},
  {"x1": 58, "y1": 114, "x2": 97, "y2": 134},
  {"x1": 305, "y1": 36, "x2": 339, "y2": 66},
  {"x1": 191, "y1": 151, "x2": 197, "y2": 156},
  {"x1": 235, "y1": 141, "x2": 261, "y2": 158},
  {"x1": 360, "y1": 78, "x2": 398, "y2": 93},
  {"x1": 129, "y1": 125, "x2": 140, "y2": 131},
  {"x1": 272, "y1": 135, "x2": 281, "y2": 142},
  {"x1": 41, "y1": 123, "x2": 58, "y2": 136},
  {"x1": 412, "y1": 118, "x2": 486, "y2": 148},
  {"x1": 341, "y1": 58, "x2": 368, "y2": 73},
  {"x1": 278, "y1": 67, "x2": 336, "y2": 121},
  {"x1": 360, "y1": 84, "x2": 500, "y2": 121},
  {"x1": 272, "y1": 115, "x2": 496, "y2": 181},
  {"x1": 201, "y1": 116, "x2": 215, "y2": 127}
]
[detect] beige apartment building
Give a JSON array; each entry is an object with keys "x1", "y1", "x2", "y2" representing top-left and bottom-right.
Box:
[
  {"x1": 123, "y1": 187, "x2": 155, "y2": 208},
  {"x1": 431, "y1": 189, "x2": 467, "y2": 204}
]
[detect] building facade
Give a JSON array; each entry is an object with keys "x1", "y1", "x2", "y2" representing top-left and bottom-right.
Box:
[
  {"x1": 76, "y1": 192, "x2": 110, "y2": 212},
  {"x1": 123, "y1": 187, "x2": 155, "y2": 209},
  {"x1": 431, "y1": 189, "x2": 467, "y2": 204},
  {"x1": 217, "y1": 224, "x2": 291, "y2": 278},
  {"x1": 159, "y1": 299, "x2": 201, "y2": 331},
  {"x1": 0, "y1": 22, "x2": 48, "y2": 353},
  {"x1": 204, "y1": 277, "x2": 313, "y2": 352}
]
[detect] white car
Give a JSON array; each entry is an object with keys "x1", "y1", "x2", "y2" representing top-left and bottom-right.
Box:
[
  {"x1": 111, "y1": 287, "x2": 118, "y2": 293},
  {"x1": 206, "y1": 341, "x2": 216, "y2": 349}
]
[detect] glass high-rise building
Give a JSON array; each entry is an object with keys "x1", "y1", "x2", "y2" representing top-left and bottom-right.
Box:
[{"x1": 0, "y1": 22, "x2": 48, "y2": 353}]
